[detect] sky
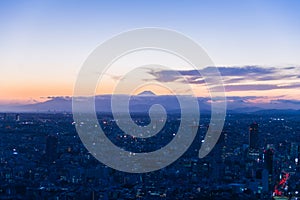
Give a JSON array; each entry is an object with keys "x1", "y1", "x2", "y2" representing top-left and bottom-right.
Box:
[{"x1": 0, "y1": 0, "x2": 300, "y2": 105}]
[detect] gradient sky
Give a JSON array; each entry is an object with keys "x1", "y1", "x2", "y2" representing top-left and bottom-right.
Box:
[{"x1": 1, "y1": 0, "x2": 300, "y2": 104}]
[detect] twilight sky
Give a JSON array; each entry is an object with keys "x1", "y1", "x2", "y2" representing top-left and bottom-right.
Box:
[{"x1": 0, "y1": 0, "x2": 300, "y2": 104}]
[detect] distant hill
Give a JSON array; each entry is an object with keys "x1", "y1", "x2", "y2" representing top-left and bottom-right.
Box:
[{"x1": 252, "y1": 109, "x2": 300, "y2": 115}]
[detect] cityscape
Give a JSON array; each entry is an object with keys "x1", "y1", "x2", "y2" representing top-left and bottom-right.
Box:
[
  {"x1": 1, "y1": 1, "x2": 300, "y2": 200},
  {"x1": 0, "y1": 110, "x2": 300, "y2": 199}
]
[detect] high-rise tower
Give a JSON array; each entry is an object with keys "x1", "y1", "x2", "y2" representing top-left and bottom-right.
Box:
[
  {"x1": 249, "y1": 122, "x2": 259, "y2": 150},
  {"x1": 45, "y1": 134, "x2": 58, "y2": 162},
  {"x1": 264, "y1": 148, "x2": 274, "y2": 175},
  {"x1": 15, "y1": 114, "x2": 20, "y2": 122}
]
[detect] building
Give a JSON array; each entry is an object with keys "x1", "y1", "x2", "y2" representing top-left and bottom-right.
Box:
[
  {"x1": 211, "y1": 131, "x2": 227, "y2": 181},
  {"x1": 290, "y1": 142, "x2": 299, "y2": 160},
  {"x1": 3, "y1": 113, "x2": 7, "y2": 121},
  {"x1": 45, "y1": 134, "x2": 58, "y2": 162},
  {"x1": 264, "y1": 148, "x2": 274, "y2": 175},
  {"x1": 15, "y1": 114, "x2": 20, "y2": 122},
  {"x1": 249, "y1": 122, "x2": 259, "y2": 150},
  {"x1": 248, "y1": 123, "x2": 260, "y2": 161}
]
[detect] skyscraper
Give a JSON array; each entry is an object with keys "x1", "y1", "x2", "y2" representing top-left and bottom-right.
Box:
[
  {"x1": 290, "y1": 142, "x2": 299, "y2": 159},
  {"x1": 45, "y1": 134, "x2": 58, "y2": 162},
  {"x1": 264, "y1": 148, "x2": 274, "y2": 175},
  {"x1": 3, "y1": 113, "x2": 7, "y2": 121},
  {"x1": 211, "y1": 130, "x2": 227, "y2": 181},
  {"x1": 15, "y1": 114, "x2": 20, "y2": 122},
  {"x1": 249, "y1": 122, "x2": 259, "y2": 150}
]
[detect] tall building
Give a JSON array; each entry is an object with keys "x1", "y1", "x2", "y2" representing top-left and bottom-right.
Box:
[
  {"x1": 211, "y1": 130, "x2": 227, "y2": 181},
  {"x1": 45, "y1": 134, "x2": 58, "y2": 162},
  {"x1": 290, "y1": 142, "x2": 299, "y2": 159},
  {"x1": 15, "y1": 114, "x2": 20, "y2": 122},
  {"x1": 249, "y1": 122, "x2": 259, "y2": 150},
  {"x1": 218, "y1": 131, "x2": 228, "y2": 162},
  {"x1": 264, "y1": 148, "x2": 274, "y2": 175}
]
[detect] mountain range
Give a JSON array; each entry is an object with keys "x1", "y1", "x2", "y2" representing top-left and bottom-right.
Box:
[{"x1": 1, "y1": 92, "x2": 300, "y2": 114}]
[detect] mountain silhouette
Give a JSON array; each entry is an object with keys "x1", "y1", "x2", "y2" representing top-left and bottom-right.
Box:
[
  {"x1": 1, "y1": 94, "x2": 300, "y2": 113},
  {"x1": 137, "y1": 91, "x2": 156, "y2": 96}
]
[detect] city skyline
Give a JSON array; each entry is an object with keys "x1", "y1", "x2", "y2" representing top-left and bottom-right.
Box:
[{"x1": 1, "y1": 2, "x2": 300, "y2": 199}]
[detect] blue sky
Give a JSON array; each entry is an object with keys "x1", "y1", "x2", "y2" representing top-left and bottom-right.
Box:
[{"x1": 0, "y1": 0, "x2": 300, "y2": 103}]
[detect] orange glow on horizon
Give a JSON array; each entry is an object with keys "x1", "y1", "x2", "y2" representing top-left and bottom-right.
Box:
[{"x1": 1, "y1": 80, "x2": 299, "y2": 104}]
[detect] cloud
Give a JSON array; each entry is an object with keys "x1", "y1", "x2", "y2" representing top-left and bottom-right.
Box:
[
  {"x1": 281, "y1": 83, "x2": 300, "y2": 89},
  {"x1": 284, "y1": 66, "x2": 296, "y2": 70},
  {"x1": 210, "y1": 65, "x2": 275, "y2": 77},
  {"x1": 223, "y1": 77, "x2": 245, "y2": 84},
  {"x1": 108, "y1": 74, "x2": 123, "y2": 81},
  {"x1": 255, "y1": 75, "x2": 289, "y2": 81},
  {"x1": 148, "y1": 69, "x2": 183, "y2": 82},
  {"x1": 226, "y1": 96, "x2": 262, "y2": 101},
  {"x1": 184, "y1": 76, "x2": 205, "y2": 84},
  {"x1": 224, "y1": 84, "x2": 277, "y2": 91},
  {"x1": 271, "y1": 99, "x2": 300, "y2": 105},
  {"x1": 173, "y1": 65, "x2": 274, "y2": 78},
  {"x1": 45, "y1": 96, "x2": 71, "y2": 100},
  {"x1": 145, "y1": 66, "x2": 300, "y2": 93},
  {"x1": 147, "y1": 65, "x2": 279, "y2": 83},
  {"x1": 176, "y1": 65, "x2": 275, "y2": 77},
  {"x1": 224, "y1": 83, "x2": 300, "y2": 92}
]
